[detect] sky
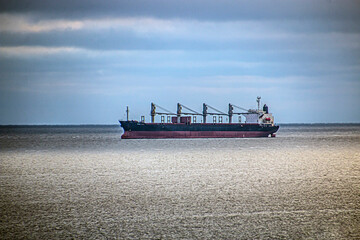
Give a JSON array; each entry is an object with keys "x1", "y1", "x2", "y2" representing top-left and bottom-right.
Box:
[{"x1": 0, "y1": 0, "x2": 359, "y2": 124}]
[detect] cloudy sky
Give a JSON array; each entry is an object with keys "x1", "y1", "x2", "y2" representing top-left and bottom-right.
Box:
[{"x1": 0, "y1": 0, "x2": 359, "y2": 124}]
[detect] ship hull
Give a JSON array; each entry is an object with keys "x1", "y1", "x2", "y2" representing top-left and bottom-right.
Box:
[{"x1": 119, "y1": 121, "x2": 279, "y2": 139}]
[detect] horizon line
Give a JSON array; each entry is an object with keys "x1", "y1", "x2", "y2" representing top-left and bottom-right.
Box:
[{"x1": 1, "y1": 122, "x2": 360, "y2": 127}]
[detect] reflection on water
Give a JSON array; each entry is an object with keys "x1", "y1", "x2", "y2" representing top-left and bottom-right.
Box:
[{"x1": 1, "y1": 124, "x2": 359, "y2": 239}]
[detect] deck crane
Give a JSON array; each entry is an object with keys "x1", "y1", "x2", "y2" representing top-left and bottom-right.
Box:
[
  {"x1": 150, "y1": 103, "x2": 176, "y2": 123},
  {"x1": 202, "y1": 103, "x2": 228, "y2": 123},
  {"x1": 228, "y1": 103, "x2": 259, "y2": 123},
  {"x1": 149, "y1": 98, "x2": 267, "y2": 124},
  {"x1": 177, "y1": 103, "x2": 203, "y2": 123}
]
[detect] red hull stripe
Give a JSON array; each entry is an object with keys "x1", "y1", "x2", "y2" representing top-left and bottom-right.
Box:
[{"x1": 121, "y1": 131, "x2": 274, "y2": 139}]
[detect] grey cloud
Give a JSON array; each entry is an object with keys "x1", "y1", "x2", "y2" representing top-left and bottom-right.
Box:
[
  {"x1": 1, "y1": 47, "x2": 358, "y2": 85},
  {"x1": 1, "y1": 27, "x2": 359, "y2": 52},
  {"x1": 1, "y1": 0, "x2": 359, "y2": 21}
]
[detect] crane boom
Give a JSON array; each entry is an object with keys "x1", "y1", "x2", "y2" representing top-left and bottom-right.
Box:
[
  {"x1": 230, "y1": 103, "x2": 250, "y2": 113},
  {"x1": 178, "y1": 103, "x2": 202, "y2": 115}
]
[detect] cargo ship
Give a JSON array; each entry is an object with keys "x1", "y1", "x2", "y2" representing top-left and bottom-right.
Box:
[{"x1": 120, "y1": 97, "x2": 279, "y2": 139}]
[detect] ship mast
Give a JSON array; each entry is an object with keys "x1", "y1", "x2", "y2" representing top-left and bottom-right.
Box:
[
  {"x1": 203, "y1": 103, "x2": 207, "y2": 123},
  {"x1": 126, "y1": 106, "x2": 129, "y2": 121},
  {"x1": 177, "y1": 103, "x2": 182, "y2": 123},
  {"x1": 257, "y1": 96, "x2": 261, "y2": 112}
]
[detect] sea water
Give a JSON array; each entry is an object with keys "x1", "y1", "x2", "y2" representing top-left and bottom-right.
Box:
[{"x1": 0, "y1": 124, "x2": 359, "y2": 239}]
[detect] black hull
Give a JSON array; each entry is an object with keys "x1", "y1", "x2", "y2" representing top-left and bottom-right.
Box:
[{"x1": 119, "y1": 121, "x2": 279, "y2": 139}]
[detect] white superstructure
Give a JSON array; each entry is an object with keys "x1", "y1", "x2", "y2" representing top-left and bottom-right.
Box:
[{"x1": 244, "y1": 97, "x2": 275, "y2": 126}]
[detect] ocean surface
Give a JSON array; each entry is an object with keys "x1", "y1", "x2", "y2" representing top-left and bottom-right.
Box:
[{"x1": 1, "y1": 124, "x2": 359, "y2": 239}]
